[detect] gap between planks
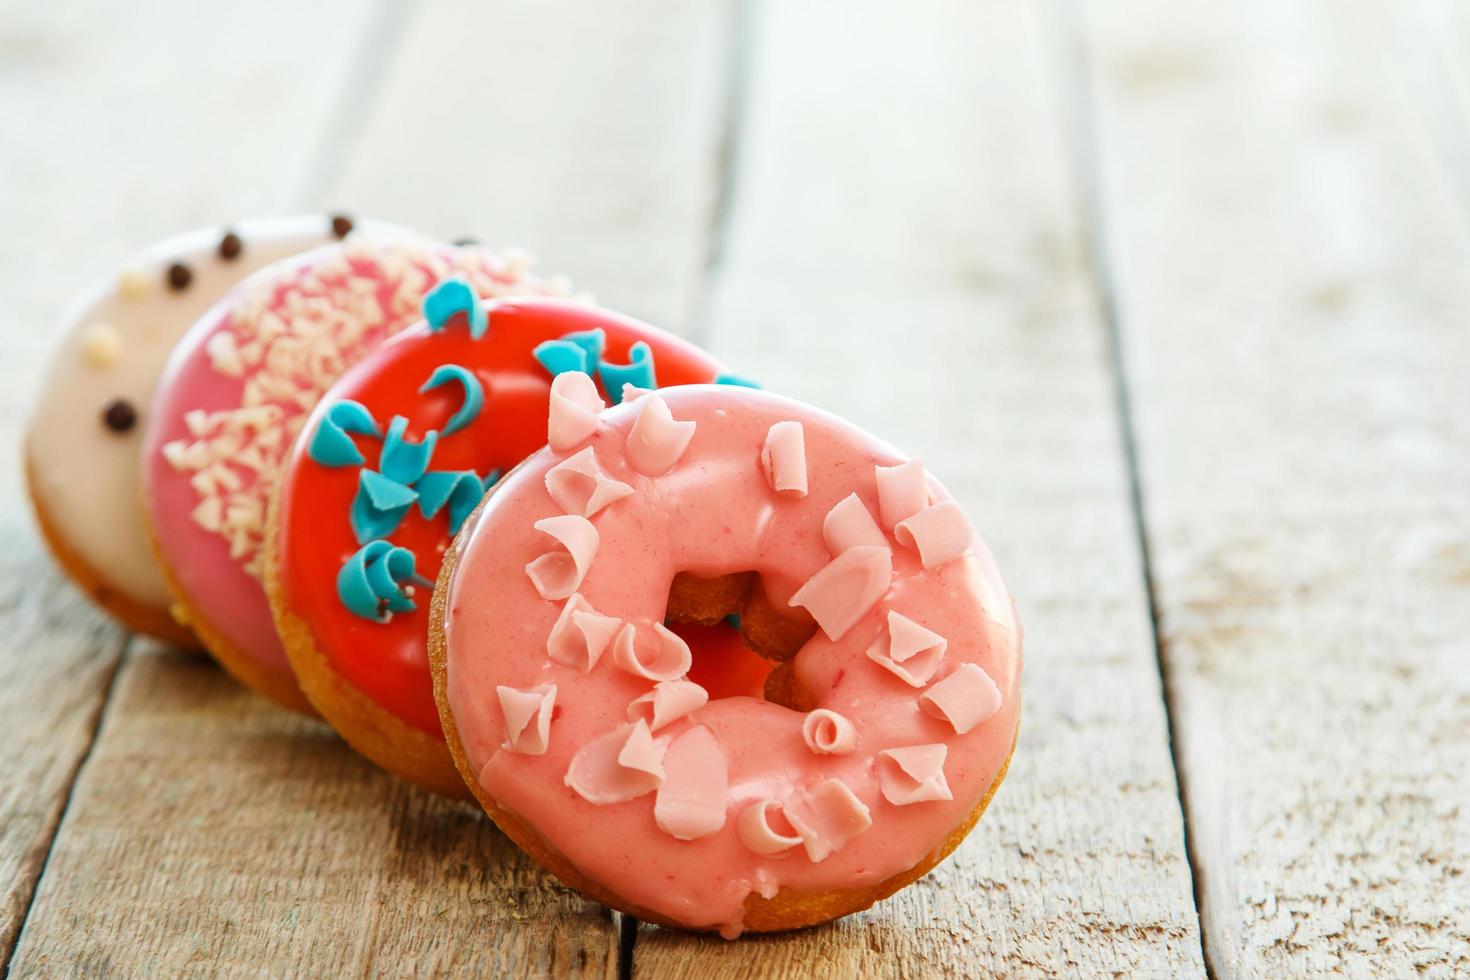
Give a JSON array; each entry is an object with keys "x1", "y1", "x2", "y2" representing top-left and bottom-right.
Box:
[{"x1": 1049, "y1": 0, "x2": 1213, "y2": 973}]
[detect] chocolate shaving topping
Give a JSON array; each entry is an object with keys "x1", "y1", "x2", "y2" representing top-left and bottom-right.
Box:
[
  {"x1": 102, "y1": 398, "x2": 137, "y2": 433},
  {"x1": 166, "y1": 262, "x2": 192, "y2": 290},
  {"x1": 218, "y1": 230, "x2": 243, "y2": 260},
  {"x1": 330, "y1": 214, "x2": 355, "y2": 239}
]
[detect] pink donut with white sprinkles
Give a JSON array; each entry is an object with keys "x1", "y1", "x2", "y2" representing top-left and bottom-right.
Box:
[{"x1": 432, "y1": 384, "x2": 1021, "y2": 936}]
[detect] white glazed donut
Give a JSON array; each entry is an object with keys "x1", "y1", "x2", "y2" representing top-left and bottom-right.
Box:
[{"x1": 25, "y1": 215, "x2": 410, "y2": 642}]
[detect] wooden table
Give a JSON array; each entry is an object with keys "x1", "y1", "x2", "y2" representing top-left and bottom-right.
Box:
[{"x1": 2, "y1": 1, "x2": 1466, "y2": 976}]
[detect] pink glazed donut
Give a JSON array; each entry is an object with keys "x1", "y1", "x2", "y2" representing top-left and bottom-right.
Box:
[
  {"x1": 143, "y1": 237, "x2": 568, "y2": 712},
  {"x1": 430, "y1": 385, "x2": 1021, "y2": 936}
]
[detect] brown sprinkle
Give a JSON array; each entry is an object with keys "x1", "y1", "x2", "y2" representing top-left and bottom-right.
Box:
[
  {"x1": 453, "y1": 236, "x2": 480, "y2": 247},
  {"x1": 330, "y1": 214, "x2": 355, "y2": 239},
  {"x1": 102, "y1": 398, "x2": 137, "y2": 433},
  {"x1": 218, "y1": 230, "x2": 243, "y2": 260},
  {"x1": 166, "y1": 262, "x2": 192, "y2": 290}
]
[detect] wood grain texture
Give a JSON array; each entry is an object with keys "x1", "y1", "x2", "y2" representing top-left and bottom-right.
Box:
[
  {"x1": 8, "y1": 0, "x2": 736, "y2": 974},
  {"x1": 1083, "y1": 2, "x2": 1470, "y2": 975},
  {"x1": 632, "y1": 1, "x2": 1204, "y2": 975},
  {"x1": 0, "y1": 1, "x2": 384, "y2": 968},
  {"x1": 12, "y1": 645, "x2": 619, "y2": 977},
  {"x1": 329, "y1": 0, "x2": 737, "y2": 331}
]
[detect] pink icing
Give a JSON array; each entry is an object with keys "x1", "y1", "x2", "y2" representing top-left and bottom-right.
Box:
[
  {"x1": 548, "y1": 371, "x2": 603, "y2": 451},
  {"x1": 143, "y1": 238, "x2": 557, "y2": 680},
  {"x1": 760, "y1": 420, "x2": 808, "y2": 497},
  {"x1": 442, "y1": 386, "x2": 1021, "y2": 935},
  {"x1": 821, "y1": 493, "x2": 888, "y2": 555}
]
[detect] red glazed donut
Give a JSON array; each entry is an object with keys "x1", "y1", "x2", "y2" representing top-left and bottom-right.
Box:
[
  {"x1": 267, "y1": 295, "x2": 729, "y2": 796},
  {"x1": 429, "y1": 384, "x2": 1021, "y2": 936}
]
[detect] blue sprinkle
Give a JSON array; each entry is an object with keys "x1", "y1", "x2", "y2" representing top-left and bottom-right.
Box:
[
  {"x1": 562, "y1": 328, "x2": 606, "y2": 367},
  {"x1": 599, "y1": 341, "x2": 656, "y2": 404},
  {"x1": 417, "y1": 469, "x2": 488, "y2": 535},
  {"x1": 417, "y1": 470, "x2": 473, "y2": 518},
  {"x1": 359, "y1": 470, "x2": 418, "y2": 510},
  {"x1": 533, "y1": 339, "x2": 589, "y2": 377},
  {"x1": 350, "y1": 472, "x2": 416, "y2": 544},
  {"x1": 380, "y1": 416, "x2": 438, "y2": 485},
  {"x1": 308, "y1": 400, "x2": 380, "y2": 467},
  {"x1": 422, "y1": 276, "x2": 488, "y2": 339},
  {"x1": 337, "y1": 540, "x2": 423, "y2": 620},
  {"x1": 714, "y1": 371, "x2": 762, "y2": 389},
  {"x1": 724, "y1": 613, "x2": 742, "y2": 630},
  {"x1": 445, "y1": 473, "x2": 488, "y2": 535},
  {"x1": 418, "y1": 363, "x2": 483, "y2": 436}
]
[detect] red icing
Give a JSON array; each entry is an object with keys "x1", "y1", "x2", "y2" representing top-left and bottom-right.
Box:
[{"x1": 275, "y1": 299, "x2": 724, "y2": 736}]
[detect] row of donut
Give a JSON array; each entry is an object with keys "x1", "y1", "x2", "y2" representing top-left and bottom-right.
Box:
[{"x1": 24, "y1": 216, "x2": 1022, "y2": 938}]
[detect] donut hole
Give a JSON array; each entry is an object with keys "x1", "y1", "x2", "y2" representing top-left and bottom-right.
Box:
[{"x1": 664, "y1": 571, "x2": 818, "y2": 708}]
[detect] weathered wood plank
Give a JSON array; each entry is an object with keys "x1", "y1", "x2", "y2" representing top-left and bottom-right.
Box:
[
  {"x1": 14, "y1": 644, "x2": 620, "y2": 977},
  {"x1": 1083, "y1": 2, "x2": 1470, "y2": 975},
  {"x1": 633, "y1": 1, "x2": 1204, "y2": 974},
  {"x1": 11, "y1": 0, "x2": 736, "y2": 974},
  {"x1": 0, "y1": 1, "x2": 387, "y2": 969},
  {"x1": 330, "y1": 0, "x2": 736, "y2": 332}
]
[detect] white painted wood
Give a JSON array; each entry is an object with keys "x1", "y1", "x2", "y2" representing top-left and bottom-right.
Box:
[
  {"x1": 632, "y1": 1, "x2": 1204, "y2": 974},
  {"x1": 1084, "y1": 2, "x2": 1470, "y2": 974},
  {"x1": 329, "y1": 0, "x2": 736, "y2": 332},
  {"x1": 0, "y1": 0, "x2": 384, "y2": 966}
]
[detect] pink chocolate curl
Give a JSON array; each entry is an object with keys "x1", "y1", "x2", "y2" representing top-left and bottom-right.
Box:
[
  {"x1": 788, "y1": 545, "x2": 892, "y2": 641},
  {"x1": 545, "y1": 447, "x2": 634, "y2": 518},
  {"x1": 874, "y1": 458, "x2": 927, "y2": 530},
  {"x1": 821, "y1": 492, "x2": 888, "y2": 556},
  {"x1": 546, "y1": 594, "x2": 622, "y2": 672},
  {"x1": 612, "y1": 622, "x2": 693, "y2": 682},
  {"x1": 760, "y1": 420, "x2": 808, "y2": 497},
  {"x1": 654, "y1": 725, "x2": 728, "y2": 840},
  {"x1": 866, "y1": 610, "x2": 947, "y2": 687},
  {"x1": 565, "y1": 722, "x2": 669, "y2": 804},
  {"x1": 627, "y1": 680, "x2": 709, "y2": 732},
  {"x1": 624, "y1": 392, "x2": 696, "y2": 476},
  {"x1": 877, "y1": 744, "x2": 953, "y2": 805},
  {"x1": 784, "y1": 778, "x2": 872, "y2": 863},
  {"x1": 524, "y1": 514, "x2": 599, "y2": 600},
  {"x1": 547, "y1": 371, "x2": 604, "y2": 452},
  {"x1": 919, "y1": 663, "x2": 1002, "y2": 734},
  {"x1": 895, "y1": 501, "x2": 974, "y2": 569},
  {"x1": 496, "y1": 684, "x2": 556, "y2": 755}
]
